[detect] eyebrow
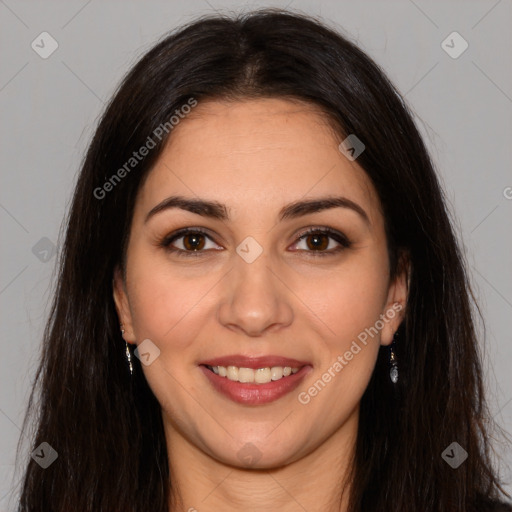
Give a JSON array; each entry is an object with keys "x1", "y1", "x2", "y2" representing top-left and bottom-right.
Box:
[{"x1": 144, "y1": 195, "x2": 370, "y2": 225}]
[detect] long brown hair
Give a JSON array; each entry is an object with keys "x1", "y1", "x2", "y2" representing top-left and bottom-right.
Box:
[{"x1": 15, "y1": 9, "x2": 511, "y2": 511}]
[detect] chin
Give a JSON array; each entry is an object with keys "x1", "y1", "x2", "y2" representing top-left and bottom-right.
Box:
[{"x1": 207, "y1": 436, "x2": 305, "y2": 469}]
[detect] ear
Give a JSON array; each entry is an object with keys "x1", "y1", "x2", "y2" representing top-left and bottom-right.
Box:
[
  {"x1": 113, "y1": 265, "x2": 136, "y2": 343},
  {"x1": 380, "y1": 252, "x2": 409, "y2": 346}
]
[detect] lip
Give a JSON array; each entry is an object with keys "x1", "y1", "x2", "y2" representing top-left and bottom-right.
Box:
[
  {"x1": 199, "y1": 358, "x2": 312, "y2": 406},
  {"x1": 199, "y1": 354, "x2": 311, "y2": 369}
]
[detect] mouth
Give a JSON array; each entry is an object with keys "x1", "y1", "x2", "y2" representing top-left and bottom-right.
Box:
[
  {"x1": 199, "y1": 355, "x2": 312, "y2": 405},
  {"x1": 203, "y1": 364, "x2": 300, "y2": 384}
]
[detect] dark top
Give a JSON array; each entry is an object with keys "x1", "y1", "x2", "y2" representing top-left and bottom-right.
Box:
[{"x1": 489, "y1": 501, "x2": 512, "y2": 511}]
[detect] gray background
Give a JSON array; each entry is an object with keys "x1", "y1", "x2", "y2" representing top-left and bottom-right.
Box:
[{"x1": 1, "y1": 0, "x2": 511, "y2": 508}]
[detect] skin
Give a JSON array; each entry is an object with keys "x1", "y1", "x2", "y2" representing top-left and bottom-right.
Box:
[{"x1": 113, "y1": 98, "x2": 408, "y2": 512}]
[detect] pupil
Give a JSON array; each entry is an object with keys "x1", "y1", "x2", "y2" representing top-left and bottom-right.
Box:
[
  {"x1": 308, "y1": 234, "x2": 328, "y2": 251},
  {"x1": 184, "y1": 233, "x2": 205, "y2": 251}
]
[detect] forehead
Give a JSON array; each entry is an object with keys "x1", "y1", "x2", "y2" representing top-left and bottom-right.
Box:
[{"x1": 134, "y1": 98, "x2": 381, "y2": 225}]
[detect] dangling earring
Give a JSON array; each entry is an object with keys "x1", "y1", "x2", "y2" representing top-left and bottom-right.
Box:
[
  {"x1": 120, "y1": 324, "x2": 133, "y2": 376},
  {"x1": 389, "y1": 332, "x2": 398, "y2": 384}
]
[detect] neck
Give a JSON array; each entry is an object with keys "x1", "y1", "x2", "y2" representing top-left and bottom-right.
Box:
[{"x1": 165, "y1": 409, "x2": 358, "y2": 512}]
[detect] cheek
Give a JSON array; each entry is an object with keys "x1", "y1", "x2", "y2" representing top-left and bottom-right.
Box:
[
  {"x1": 125, "y1": 254, "x2": 215, "y2": 414},
  {"x1": 295, "y1": 266, "x2": 387, "y2": 415},
  {"x1": 126, "y1": 250, "x2": 214, "y2": 351},
  {"x1": 297, "y1": 253, "x2": 390, "y2": 349}
]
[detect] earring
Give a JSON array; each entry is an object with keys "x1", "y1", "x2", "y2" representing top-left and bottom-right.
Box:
[
  {"x1": 389, "y1": 332, "x2": 398, "y2": 384},
  {"x1": 120, "y1": 325, "x2": 133, "y2": 376}
]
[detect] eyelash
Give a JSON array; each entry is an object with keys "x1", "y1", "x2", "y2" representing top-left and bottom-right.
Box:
[{"x1": 159, "y1": 227, "x2": 351, "y2": 258}]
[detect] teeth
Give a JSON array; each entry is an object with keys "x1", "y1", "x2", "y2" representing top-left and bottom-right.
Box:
[
  {"x1": 238, "y1": 367, "x2": 254, "y2": 383},
  {"x1": 208, "y1": 365, "x2": 300, "y2": 384},
  {"x1": 227, "y1": 366, "x2": 238, "y2": 381},
  {"x1": 255, "y1": 367, "x2": 271, "y2": 383},
  {"x1": 270, "y1": 366, "x2": 283, "y2": 380}
]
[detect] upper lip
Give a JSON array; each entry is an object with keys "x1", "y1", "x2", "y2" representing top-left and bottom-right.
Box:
[{"x1": 199, "y1": 355, "x2": 311, "y2": 369}]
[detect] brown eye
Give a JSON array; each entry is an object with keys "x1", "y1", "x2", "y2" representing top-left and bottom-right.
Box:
[
  {"x1": 161, "y1": 228, "x2": 223, "y2": 257},
  {"x1": 304, "y1": 233, "x2": 330, "y2": 251},
  {"x1": 291, "y1": 227, "x2": 351, "y2": 257},
  {"x1": 182, "y1": 233, "x2": 206, "y2": 251}
]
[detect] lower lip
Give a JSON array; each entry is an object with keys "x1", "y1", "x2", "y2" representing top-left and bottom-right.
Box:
[{"x1": 199, "y1": 365, "x2": 312, "y2": 405}]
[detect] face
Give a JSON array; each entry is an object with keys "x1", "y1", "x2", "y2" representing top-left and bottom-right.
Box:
[{"x1": 113, "y1": 98, "x2": 407, "y2": 468}]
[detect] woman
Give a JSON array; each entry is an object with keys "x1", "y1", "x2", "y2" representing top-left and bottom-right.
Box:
[{"x1": 15, "y1": 8, "x2": 511, "y2": 512}]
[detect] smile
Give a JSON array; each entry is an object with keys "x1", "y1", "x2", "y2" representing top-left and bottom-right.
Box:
[
  {"x1": 205, "y1": 365, "x2": 299, "y2": 384},
  {"x1": 199, "y1": 362, "x2": 312, "y2": 405}
]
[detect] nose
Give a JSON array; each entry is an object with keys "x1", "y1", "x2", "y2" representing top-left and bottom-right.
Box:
[{"x1": 216, "y1": 248, "x2": 294, "y2": 337}]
